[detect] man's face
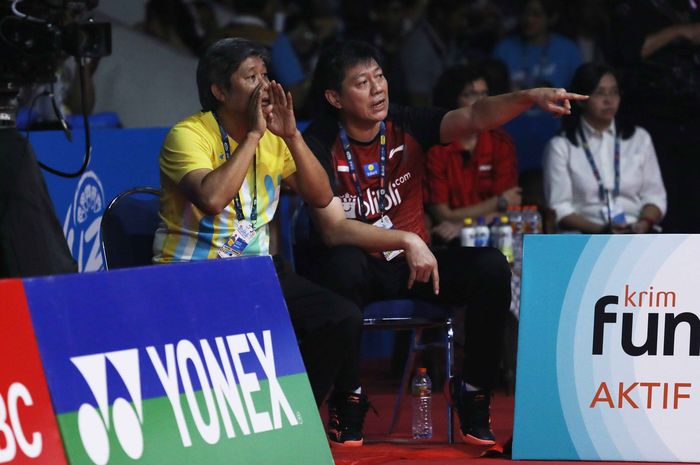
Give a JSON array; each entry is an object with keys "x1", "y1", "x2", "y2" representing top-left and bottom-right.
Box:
[
  {"x1": 213, "y1": 55, "x2": 270, "y2": 115},
  {"x1": 328, "y1": 59, "x2": 389, "y2": 125}
]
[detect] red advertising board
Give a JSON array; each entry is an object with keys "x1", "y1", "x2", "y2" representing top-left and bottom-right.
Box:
[{"x1": 0, "y1": 280, "x2": 67, "y2": 464}]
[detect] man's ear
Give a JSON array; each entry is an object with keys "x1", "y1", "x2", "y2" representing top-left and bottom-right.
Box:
[
  {"x1": 211, "y1": 83, "x2": 226, "y2": 103},
  {"x1": 324, "y1": 89, "x2": 342, "y2": 109}
]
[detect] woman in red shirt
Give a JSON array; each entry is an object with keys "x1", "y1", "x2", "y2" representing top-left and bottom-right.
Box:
[{"x1": 426, "y1": 64, "x2": 522, "y2": 244}]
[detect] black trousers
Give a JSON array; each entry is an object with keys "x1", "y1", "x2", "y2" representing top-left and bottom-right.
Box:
[
  {"x1": 273, "y1": 255, "x2": 363, "y2": 406},
  {"x1": 305, "y1": 246, "x2": 511, "y2": 390}
]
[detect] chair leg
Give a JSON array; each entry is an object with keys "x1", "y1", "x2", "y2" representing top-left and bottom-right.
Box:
[
  {"x1": 445, "y1": 318, "x2": 455, "y2": 444},
  {"x1": 388, "y1": 328, "x2": 421, "y2": 434}
]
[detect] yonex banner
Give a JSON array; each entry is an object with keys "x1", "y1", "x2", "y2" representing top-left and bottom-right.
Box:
[
  {"x1": 21, "y1": 257, "x2": 332, "y2": 465},
  {"x1": 0, "y1": 280, "x2": 68, "y2": 465},
  {"x1": 514, "y1": 234, "x2": 700, "y2": 462}
]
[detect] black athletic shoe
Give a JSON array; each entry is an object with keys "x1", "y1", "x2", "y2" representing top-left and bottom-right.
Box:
[
  {"x1": 450, "y1": 380, "x2": 496, "y2": 446},
  {"x1": 327, "y1": 391, "x2": 370, "y2": 447}
]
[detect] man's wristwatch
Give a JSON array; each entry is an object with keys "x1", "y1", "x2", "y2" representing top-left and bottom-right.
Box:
[{"x1": 497, "y1": 195, "x2": 508, "y2": 212}]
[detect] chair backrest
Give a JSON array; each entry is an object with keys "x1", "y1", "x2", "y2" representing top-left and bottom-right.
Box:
[{"x1": 100, "y1": 187, "x2": 161, "y2": 270}]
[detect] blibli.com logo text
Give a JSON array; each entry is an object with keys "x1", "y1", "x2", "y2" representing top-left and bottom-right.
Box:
[
  {"x1": 71, "y1": 330, "x2": 298, "y2": 465},
  {"x1": 340, "y1": 173, "x2": 411, "y2": 219}
]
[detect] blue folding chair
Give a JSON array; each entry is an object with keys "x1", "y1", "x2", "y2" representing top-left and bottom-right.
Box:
[
  {"x1": 290, "y1": 202, "x2": 455, "y2": 443},
  {"x1": 100, "y1": 187, "x2": 161, "y2": 270}
]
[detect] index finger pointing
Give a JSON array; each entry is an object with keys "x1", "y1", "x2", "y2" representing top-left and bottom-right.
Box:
[{"x1": 431, "y1": 267, "x2": 440, "y2": 295}]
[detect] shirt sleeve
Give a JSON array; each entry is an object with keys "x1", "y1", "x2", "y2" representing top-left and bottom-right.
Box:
[
  {"x1": 491, "y1": 130, "x2": 518, "y2": 195},
  {"x1": 543, "y1": 136, "x2": 576, "y2": 222},
  {"x1": 160, "y1": 123, "x2": 215, "y2": 185},
  {"x1": 393, "y1": 104, "x2": 449, "y2": 151},
  {"x1": 636, "y1": 128, "x2": 667, "y2": 217},
  {"x1": 303, "y1": 123, "x2": 338, "y2": 192},
  {"x1": 425, "y1": 145, "x2": 451, "y2": 205}
]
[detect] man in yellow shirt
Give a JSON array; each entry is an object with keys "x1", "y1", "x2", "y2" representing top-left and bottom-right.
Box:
[{"x1": 153, "y1": 38, "x2": 366, "y2": 445}]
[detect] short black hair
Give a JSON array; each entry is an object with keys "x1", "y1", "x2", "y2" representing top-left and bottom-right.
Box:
[
  {"x1": 310, "y1": 40, "x2": 383, "y2": 115},
  {"x1": 562, "y1": 62, "x2": 634, "y2": 144},
  {"x1": 432, "y1": 65, "x2": 488, "y2": 110},
  {"x1": 196, "y1": 37, "x2": 269, "y2": 112}
]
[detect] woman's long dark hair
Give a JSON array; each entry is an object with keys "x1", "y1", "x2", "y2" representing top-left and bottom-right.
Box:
[{"x1": 562, "y1": 63, "x2": 634, "y2": 146}]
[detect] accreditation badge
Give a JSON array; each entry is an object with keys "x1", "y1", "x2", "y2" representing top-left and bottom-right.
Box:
[
  {"x1": 599, "y1": 196, "x2": 627, "y2": 226},
  {"x1": 217, "y1": 220, "x2": 256, "y2": 258},
  {"x1": 372, "y1": 215, "x2": 404, "y2": 261}
]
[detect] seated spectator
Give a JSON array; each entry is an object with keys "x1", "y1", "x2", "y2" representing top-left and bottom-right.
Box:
[
  {"x1": 301, "y1": 40, "x2": 585, "y2": 447},
  {"x1": 152, "y1": 38, "x2": 363, "y2": 432},
  {"x1": 543, "y1": 63, "x2": 667, "y2": 233},
  {"x1": 426, "y1": 65, "x2": 521, "y2": 244},
  {"x1": 493, "y1": 0, "x2": 582, "y2": 206}
]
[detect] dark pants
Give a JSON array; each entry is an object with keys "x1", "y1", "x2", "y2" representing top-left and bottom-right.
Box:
[
  {"x1": 304, "y1": 246, "x2": 511, "y2": 390},
  {"x1": 273, "y1": 255, "x2": 363, "y2": 406}
]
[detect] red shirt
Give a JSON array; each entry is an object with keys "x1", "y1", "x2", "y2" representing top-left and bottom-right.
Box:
[
  {"x1": 305, "y1": 105, "x2": 447, "y2": 243},
  {"x1": 425, "y1": 128, "x2": 517, "y2": 208}
]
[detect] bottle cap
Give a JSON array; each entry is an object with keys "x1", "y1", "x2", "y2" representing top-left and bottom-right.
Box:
[
  {"x1": 500, "y1": 215, "x2": 509, "y2": 223},
  {"x1": 417, "y1": 367, "x2": 427, "y2": 374},
  {"x1": 463, "y1": 217, "x2": 472, "y2": 226}
]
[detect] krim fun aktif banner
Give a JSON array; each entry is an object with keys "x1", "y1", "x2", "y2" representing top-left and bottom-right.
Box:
[
  {"x1": 514, "y1": 234, "x2": 700, "y2": 462},
  {"x1": 21, "y1": 257, "x2": 332, "y2": 465}
]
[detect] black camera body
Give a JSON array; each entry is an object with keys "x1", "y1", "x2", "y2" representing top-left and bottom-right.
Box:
[{"x1": 0, "y1": 0, "x2": 111, "y2": 85}]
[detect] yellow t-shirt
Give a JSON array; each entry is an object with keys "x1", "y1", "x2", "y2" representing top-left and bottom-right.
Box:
[{"x1": 153, "y1": 111, "x2": 296, "y2": 262}]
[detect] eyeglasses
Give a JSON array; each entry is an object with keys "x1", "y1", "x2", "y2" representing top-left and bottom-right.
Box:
[
  {"x1": 461, "y1": 90, "x2": 489, "y2": 99},
  {"x1": 590, "y1": 88, "x2": 620, "y2": 99}
]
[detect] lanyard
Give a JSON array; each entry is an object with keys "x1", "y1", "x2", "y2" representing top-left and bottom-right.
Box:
[
  {"x1": 578, "y1": 126, "x2": 620, "y2": 202},
  {"x1": 338, "y1": 121, "x2": 387, "y2": 220},
  {"x1": 216, "y1": 117, "x2": 257, "y2": 225}
]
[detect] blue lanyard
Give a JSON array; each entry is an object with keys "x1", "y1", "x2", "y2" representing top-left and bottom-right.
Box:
[
  {"x1": 578, "y1": 126, "x2": 620, "y2": 202},
  {"x1": 338, "y1": 121, "x2": 387, "y2": 220},
  {"x1": 216, "y1": 116, "x2": 257, "y2": 224}
]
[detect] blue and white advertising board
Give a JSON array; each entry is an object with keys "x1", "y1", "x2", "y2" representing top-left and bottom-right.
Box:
[
  {"x1": 514, "y1": 234, "x2": 700, "y2": 461},
  {"x1": 32, "y1": 128, "x2": 165, "y2": 273}
]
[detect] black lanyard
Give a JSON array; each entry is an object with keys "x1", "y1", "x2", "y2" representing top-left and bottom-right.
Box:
[
  {"x1": 216, "y1": 117, "x2": 257, "y2": 224},
  {"x1": 578, "y1": 126, "x2": 620, "y2": 202},
  {"x1": 338, "y1": 121, "x2": 387, "y2": 220}
]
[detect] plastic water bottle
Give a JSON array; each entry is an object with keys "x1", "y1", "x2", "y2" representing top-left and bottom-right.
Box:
[
  {"x1": 474, "y1": 217, "x2": 490, "y2": 247},
  {"x1": 460, "y1": 217, "x2": 476, "y2": 247},
  {"x1": 489, "y1": 217, "x2": 500, "y2": 247},
  {"x1": 508, "y1": 206, "x2": 524, "y2": 275},
  {"x1": 411, "y1": 367, "x2": 432, "y2": 439},
  {"x1": 498, "y1": 215, "x2": 514, "y2": 263}
]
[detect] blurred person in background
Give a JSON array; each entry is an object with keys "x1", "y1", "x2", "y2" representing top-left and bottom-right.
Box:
[
  {"x1": 611, "y1": 0, "x2": 700, "y2": 233},
  {"x1": 493, "y1": 0, "x2": 582, "y2": 209},
  {"x1": 426, "y1": 64, "x2": 520, "y2": 245},
  {"x1": 543, "y1": 63, "x2": 666, "y2": 234}
]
